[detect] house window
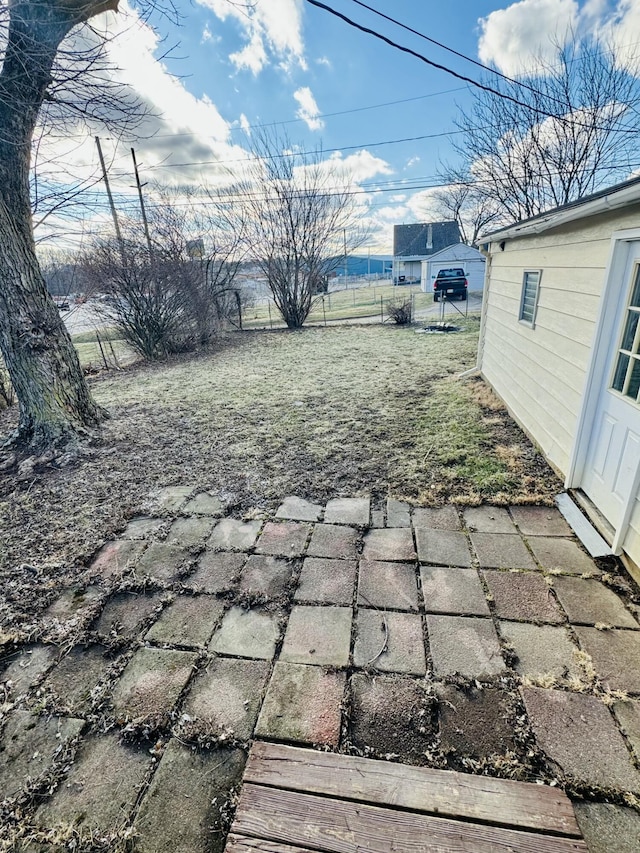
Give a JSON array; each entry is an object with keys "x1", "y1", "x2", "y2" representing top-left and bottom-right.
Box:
[
  {"x1": 519, "y1": 270, "x2": 541, "y2": 326},
  {"x1": 611, "y1": 264, "x2": 640, "y2": 404}
]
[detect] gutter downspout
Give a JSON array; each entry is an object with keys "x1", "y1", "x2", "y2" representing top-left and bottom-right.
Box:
[{"x1": 458, "y1": 243, "x2": 492, "y2": 379}]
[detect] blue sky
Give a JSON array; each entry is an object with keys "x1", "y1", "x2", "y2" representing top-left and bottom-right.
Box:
[{"x1": 36, "y1": 0, "x2": 640, "y2": 251}]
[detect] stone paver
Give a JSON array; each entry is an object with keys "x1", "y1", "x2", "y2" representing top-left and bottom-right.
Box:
[
  {"x1": 470, "y1": 532, "x2": 536, "y2": 570},
  {"x1": 552, "y1": 576, "x2": 638, "y2": 628},
  {"x1": 275, "y1": 496, "x2": 322, "y2": 522},
  {"x1": 295, "y1": 557, "x2": 356, "y2": 605},
  {"x1": 111, "y1": 647, "x2": 197, "y2": 719},
  {"x1": 0, "y1": 711, "x2": 85, "y2": 799},
  {"x1": 255, "y1": 662, "x2": 345, "y2": 746},
  {"x1": 358, "y1": 560, "x2": 418, "y2": 611},
  {"x1": 280, "y1": 605, "x2": 352, "y2": 667},
  {"x1": 528, "y1": 537, "x2": 600, "y2": 575},
  {"x1": 239, "y1": 554, "x2": 293, "y2": 598},
  {"x1": 43, "y1": 645, "x2": 113, "y2": 713},
  {"x1": 122, "y1": 516, "x2": 164, "y2": 539},
  {"x1": 573, "y1": 802, "x2": 640, "y2": 853},
  {"x1": 436, "y1": 684, "x2": 516, "y2": 758},
  {"x1": 510, "y1": 505, "x2": 572, "y2": 537},
  {"x1": 136, "y1": 542, "x2": 192, "y2": 583},
  {"x1": 499, "y1": 622, "x2": 582, "y2": 680},
  {"x1": 412, "y1": 506, "x2": 461, "y2": 530},
  {"x1": 324, "y1": 497, "x2": 370, "y2": 526},
  {"x1": 45, "y1": 585, "x2": 104, "y2": 624},
  {"x1": 182, "y1": 492, "x2": 224, "y2": 516},
  {"x1": 254, "y1": 521, "x2": 311, "y2": 557},
  {"x1": 208, "y1": 518, "x2": 262, "y2": 551},
  {"x1": 427, "y1": 615, "x2": 505, "y2": 678},
  {"x1": 210, "y1": 606, "x2": 281, "y2": 660},
  {"x1": 134, "y1": 741, "x2": 246, "y2": 853},
  {"x1": 613, "y1": 699, "x2": 640, "y2": 762},
  {"x1": 522, "y1": 687, "x2": 640, "y2": 792},
  {"x1": 94, "y1": 592, "x2": 163, "y2": 640},
  {"x1": 1, "y1": 645, "x2": 57, "y2": 696},
  {"x1": 483, "y1": 570, "x2": 564, "y2": 623},
  {"x1": 167, "y1": 517, "x2": 216, "y2": 547},
  {"x1": 463, "y1": 506, "x2": 516, "y2": 533},
  {"x1": 151, "y1": 486, "x2": 193, "y2": 513},
  {"x1": 353, "y1": 610, "x2": 426, "y2": 675},
  {"x1": 187, "y1": 551, "x2": 245, "y2": 593},
  {"x1": 307, "y1": 524, "x2": 358, "y2": 559},
  {"x1": 386, "y1": 498, "x2": 411, "y2": 528},
  {"x1": 370, "y1": 510, "x2": 385, "y2": 528},
  {"x1": 415, "y1": 529, "x2": 471, "y2": 567},
  {"x1": 362, "y1": 527, "x2": 415, "y2": 562},
  {"x1": 90, "y1": 539, "x2": 146, "y2": 577},
  {"x1": 183, "y1": 657, "x2": 270, "y2": 740},
  {"x1": 145, "y1": 595, "x2": 225, "y2": 647},
  {"x1": 420, "y1": 566, "x2": 489, "y2": 616},
  {"x1": 36, "y1": 734, "x2": 151, "y2": 831},
  {"x1": 574, "y1": 627, "x2": 640, "y2": 692}
]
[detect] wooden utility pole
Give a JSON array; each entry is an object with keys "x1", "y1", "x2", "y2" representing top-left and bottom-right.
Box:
[
  {"x1": 95, "y1": 136, "x2": 125, "y2": 262},
  {"x1": 131, "y1": 147, "x2": 154, "y2": 262}
]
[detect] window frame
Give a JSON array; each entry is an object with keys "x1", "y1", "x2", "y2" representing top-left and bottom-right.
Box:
[{"x1": 519, "y1": 269, "x2": 542, "y2": 328}]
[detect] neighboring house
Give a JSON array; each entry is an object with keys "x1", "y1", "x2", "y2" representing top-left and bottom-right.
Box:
[
  {"x1": 475, "y1": 176, "x2": 640, "y2": 577},
  {"x1": 393, "y1": 220, "x2": 461, "y2": 285},
  {"x1": 420, "y1": 243, "x2": 486, "y2": 294}
]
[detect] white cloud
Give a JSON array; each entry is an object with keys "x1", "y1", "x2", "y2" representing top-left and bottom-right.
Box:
[
  {"x1": 316, "y1": 56, "x2": 332, "y2": 68},
  {"x1": 405, "y1": 156, "x2": 420, "y2": 168},
  {"x1": 293, "y1": 86, "x2": 324, "y2": 131},
  {"x1": 229, "y1": 31, "x2": 268, "y2": 75},
  {"x1": 239, "y1": 113, "x2": 251, "y2": 135},
  {"x1": 201, "y1": 23, "x2": 213, "y2": 43},
  {"x1": 598, "y1": 0, "x2": 640, "y2": 72},
  {"x1": 327, "y1": 150, "x2": 393, "y2": 183}
]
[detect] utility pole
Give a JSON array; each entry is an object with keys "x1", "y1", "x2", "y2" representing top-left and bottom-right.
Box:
[
  {"x1": 95, "y1": 136, "x2": 125, "y2": 263},
  {"x1": 343, "y1": 228, "x2": 348, "y2": 288},
  {"x1": 131, "y1": 147, "x2": 154, "y2": 262}
]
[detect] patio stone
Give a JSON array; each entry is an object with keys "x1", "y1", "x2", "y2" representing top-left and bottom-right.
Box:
[
  {"x1": 45, "y1": 585, "x2": 104, "y2": 624},
  {"x1": 1, "y1": 645, "x2": 58, "y2": 696},
  {"x1": 36, "y1": 734, "x2": 151, "y2": 832},
  {"x1": 208, "y1": 518, "x2": 262, "y2": 551},
  {"x1": 499, "y1": 622, "x2": 582, "y2": 680},
  {"x1": 522, "y1": 687, "x2": 640, "y2": 792},
  {"x1": 386, "y1": 498, "x2": 411, "y2": 528},
  {"x1": 370, "y1": 510, "x2": 385, "y2": 528},
  {"x1": 238, "y1": 554, "x2": 294, "y2": 598},
  {"x1": 528, "y1": 537, "x2": 600, "y2": 575},
  {"x1": 427, "y1": 615, "x2": 505, "y2": 678},
  {"x1": 43, "y1": 645, "x2": 113, "y2": 713},
  {"x1": 358, "y1": 559, "x2": 418, "y2": 611},
  {"x1": 275, "y1": 496, "x2": 322, "y2": 522},
  {"x1": 483, "y1": 570, "x2": 564, "y2": 623},
  {"x1": 324, "y1": 497, "x2": 370, "y2": 526},
  {"x1": 349, "y1": 673, "x2": 435, "y2": 762},
  {"x1": 280, "y1": 605, "x2": 352, "y2": 667},
  {"x1": 436, "y1": 683, "x2": 516, "y2": 758},
  {"x1": 510, "y1": 505, "x2": 572, "y2": 537},
  {"x1": 151, "y1": 486, "x2": 193, "y2": 513},
  {"x1": 307, "y1": 524, "x2": 359, "y2": 559},
  {"x1": 111, "y1": 647, "x2": 197, "y2": 719},
  {"x1": 412, "y1": 506, "x2": 461, "y2": 530},
  {"x1": 463, "y1": 506, "x2": 516, "y2": 534},
  {"x1": 574, "y1": 627, "x2": 640, "y2": 692},
  {"x1": 255, "y1": 662, "x2": 345, "y2": 745},
  {"x1": 0, "y1": 711, "x2": 85, "y2": 799},
  {"x1": 136, "y1": 542, "x2": 192, "y2": 583},
  {"x1": 182, "y1": 658, "x2": 270, "y2": 740},
  {"x1": 362, "y1": 528, "x2": 415, "y2": 562},
  {"x1": 573, "y1": 802, "x2": 640, "y2": 853},
  {"x1": 182, "y1": 492, "x2": 224, "y2": 516},
  {"x1": 613, "y1": 699, "x2": 640, "y2": 761},
  {"x1": 553, "y1": 576, "x2": 638, "y2": 628},
  {"x1": 420, "y1": 566, "x2": 489, "y2": 616},
  {"x1": 145, "y1": 595, "x2": 224, "y2": 647},
  {"x1": 415, "y1": 529, "x2": 471, "y2": 567},
  {"x1": 90, "y1": 539, "x2": 146, "y2": 578},
  {"x1": 122, "y1": 516, "x2": 164, "y2": 540},
  {"x1": 93, "y1": 592, "x2": 163, "y2": 640},
  {"x1": 167, "y1": 516, "x2": 216, "y2": 547},
  {"x1": 254, "y1": 521, "x2": 311, "y2": 557},
  {"x1": 353, "y1": 610, "x2": 426, "y2": 675},
  {"x1": 470, "y1": 533, "x2": 536, "y2": 570},
  {"x1": 295, "y1": 557, "x2": 356, "y2": 605},
  {"x1": 134, "y1": 741, "x2": 246, "y2": 853},
  {"x1": 188, "y1": 551, "x2": 245, "y2": 593},
  {"x1": 209, "y1": 606, "x2": 281, "y2": 660}
]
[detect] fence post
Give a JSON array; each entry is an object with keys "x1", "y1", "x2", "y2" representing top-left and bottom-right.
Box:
[
  {"x1": 380, "y1": 295, "x2": 384, "y2": 323},
  {"x1": 235, "y1": 290, "x2": 243, "y2": 330}
]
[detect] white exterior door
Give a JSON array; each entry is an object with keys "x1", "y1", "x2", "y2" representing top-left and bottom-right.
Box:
[{"x1": 582, "y1": 243, "x2": 640, "y2": 529}]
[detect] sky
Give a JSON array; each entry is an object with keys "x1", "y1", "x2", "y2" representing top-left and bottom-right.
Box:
[{"x1": 28, "y1": 0, "x2": 640, "y2": 252}]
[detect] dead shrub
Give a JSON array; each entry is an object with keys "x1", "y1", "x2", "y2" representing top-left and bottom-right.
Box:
[{"x1": 386, "y1": 299, "x2": 413, "y2": 325}]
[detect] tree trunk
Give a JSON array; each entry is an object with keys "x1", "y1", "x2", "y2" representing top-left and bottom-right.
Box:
[{"x1": 0, "y1": 0, "x2": 117, "y2": 451}]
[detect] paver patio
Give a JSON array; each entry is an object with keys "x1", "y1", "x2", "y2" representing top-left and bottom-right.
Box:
[{"x1": 2, "y1": 491, "x2": 640, "y2": 852}]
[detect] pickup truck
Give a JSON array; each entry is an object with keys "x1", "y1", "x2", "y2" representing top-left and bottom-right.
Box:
[{"x1": 433, "y1": 268, "x2": 468, "y2": 301}]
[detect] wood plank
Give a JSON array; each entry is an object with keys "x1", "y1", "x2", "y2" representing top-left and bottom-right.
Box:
[
  {"x1": 245, "y1": 742, "x2": 581, "y2": 837},
  {"x1": 232, "y1": 784, "x2": 589, "y2": 853},
  {"x1": 225, "y1": 834, "x2": 323, "y2": 852}
]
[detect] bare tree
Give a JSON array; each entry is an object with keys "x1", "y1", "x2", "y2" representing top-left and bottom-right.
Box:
[
  {"x1": 447, "y1": 38, "x2": 640, "y2": 225},
  {"x1": 240, "y1": 129, "x2": 367, "y2": 329},
  {"x1": 431, "y1": 175, "x2": 502, "y2": 245}
]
